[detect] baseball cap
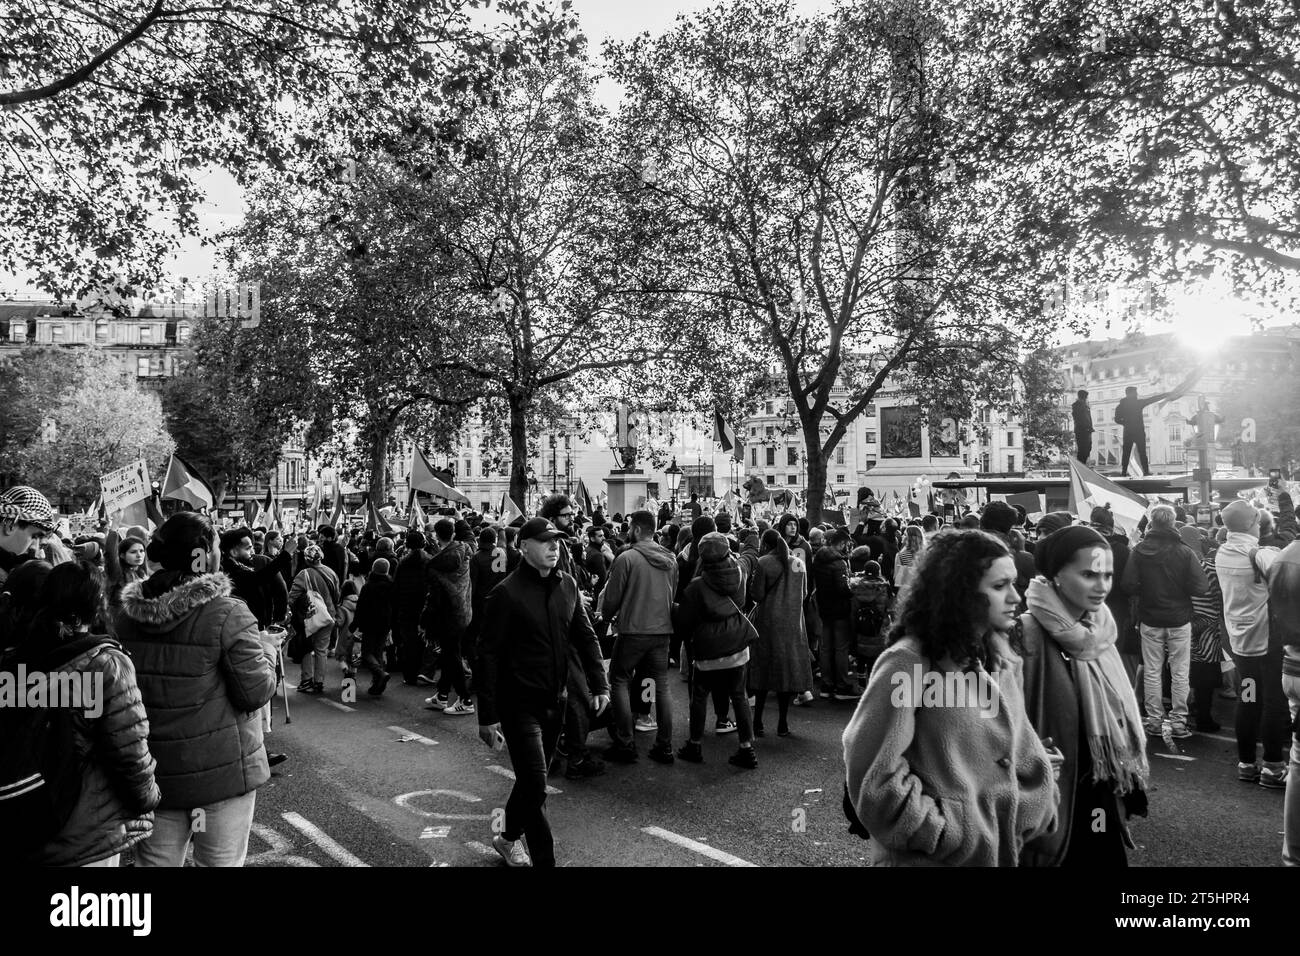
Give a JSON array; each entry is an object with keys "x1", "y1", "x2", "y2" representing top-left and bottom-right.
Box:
[
  {"x1": 0, "y1": 486, "x2": 55, "y2": 533},
  {"x1": 518, "y1": 517, "x2": 563, "y2": 542}
]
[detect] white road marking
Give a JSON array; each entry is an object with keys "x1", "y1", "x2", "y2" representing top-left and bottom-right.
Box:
[
  {"x1": 420, "y1": 826, "x2": 451, "y2": 839},
  {"x1": 1195, "y1": 732, "x2": 1236, "y2": 744},
  {"x1": 245, "y1": 823, "x2": 318, "y2": 867},
  {"x1": 388, "y1": 725, "x2": 438, "y2": 745},
  {"x1": 1153, "y1": 752, "x2": 1196, "y2": 762},
  {"x1": 319, "y1": 698, "x2": 355, "y2": 713},
  {"x1": 394, "y1": 789, "x2": 492, "y2": 821},
  {"x1": 641, "y1": 826, "x2": 757, "y2": 867},
  {"x1": 281, "y1": 812, "x2": 369, "y2": 866},
  {"x1": 486, "y1": 763, "x2": 561, "y2": 795},
  {"x1": 465, "y1": 840, "x2": 497, "y2": 858}
]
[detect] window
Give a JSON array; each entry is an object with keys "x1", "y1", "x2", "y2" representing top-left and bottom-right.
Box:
[
  {"x1": 787, "y1": 447, "x2": 798, "y2": 466},
  {"x1": 1168, "y1": 424, "x2": 1182, "y2": 442},
  {"x1": 137, "y1": 357, "x2": 150, "y2": 377},
  {"x1": 481, "y1": 460, "x2": 489, "y2": 477},
  {"x1": 836, "y1": 474, "x2": 846, "y2": 484},
  {"x1": 751, "y1": 448, "x2": 758, "y2": 466},
  {"x1": 750, "y1": 426, "x2": 757, "y2": 437},
  {"x1": 765, "y1": 426, "x2": 774, "y2": 438},
  {"x1": 864, "y1": 403, "x2": 876, "y2": 417},
  {"x1": 51, "y1": 324, "x2": 64, "y2": 341},
  {"x1": 1006, "y1": 432, "x2": 1015, "y2": 447},
  {"x1": 835, "y1": 447, "x2": 845, "y2": 465},
  {"x1": 981, "y1": 453, "x2": 991, "y2": 472},
  {"x1": 95, "y1": 319, "x2": 109, "y2": 343},
  {"x1": 787, "y1": 475, "x2": 797, "y2": 485},
  {"x1": 9, "y1": 323, "x2": 23, "y2": 343},
  {"x1": 864, "y1": 430, "x2": 877, "y2": 444},
  {"x1": 764, "y1": 401, "x2": 774, "y2": 415},
  {"x1": 464, "y1": 460, "x2": 472, "y2": 478},
  {"x1": 1095, "y1": 409, "x2": 1104, "y2": 424},
  {"x1": 1007, "y1": 454, "x2": 1016, "y2": 472},
  {"x1": 765, "y1": 448, "x2": 775, "y2": 466},
  {"x1": 139, "y1": 325, "x2": 152, "y2": 342}
]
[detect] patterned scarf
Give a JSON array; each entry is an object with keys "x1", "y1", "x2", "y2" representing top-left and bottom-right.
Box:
[{"x1": 1025, "y1": 577, "x2": 1149, "y2": 795}]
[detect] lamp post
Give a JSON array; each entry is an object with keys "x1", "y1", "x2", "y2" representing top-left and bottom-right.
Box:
[{"x1": 665, "y1": 457, "x2": 682, "y2": 513}]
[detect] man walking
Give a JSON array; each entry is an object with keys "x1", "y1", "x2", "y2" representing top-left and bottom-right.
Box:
[
  {"x1": 602, "y1": 510, "x2": 678, "y2": 765},
  {"x1": 1072, "y1": 389, "x2": 1094, "y2": 464},
  {"x1": 1121, "y1": 504, "x2": 1208, "y2": 738},
  {"x1": 424, "y1": 518, "x2": 474, "y2": 715},
  {"x1": 476, "y1": 518, "x2": 608, "y2": 867}
]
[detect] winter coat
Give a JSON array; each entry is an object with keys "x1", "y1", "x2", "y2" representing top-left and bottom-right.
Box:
[
  {"x1": 115, "y1": 573, "x2": 276, "y2": 810},
  {"x1": 1215, "y1": 534, "x2": 1280, "y2": 658},
  {"x1": 1120, "y1": 527, "x2": 1208, "y2": 628},
  {"x1": 352, "y1": 573, "x2": 395, "y2": 643},
  {"x1": 1018, "y1": 613, "x2": 1140, "y2": 867},
  {"x1": 321, "y1": 540, "x2": 349, "y2": 586},
  {"x1": 1270, "y1": 541, "x2": 1300, "y2": 676},
  {"x1": 748, "y1": 552, "x2": 809, "y2": 692},
  {"x1": 812, "y1": 547, "x2": 853, "y2": 621},
  {"x1": 676, "y1": 555, "x2": 751, "y2": 670},
  {"x1": 23, "y1": 634, "x2": 161, "y2": 866},
  {"x1": 424, "y1": 540, "x2": 472, "y2": 633},
  {"x1": 476, "y1": 561, "x2": 606, "y2": 725},
  {"x1": 842, "y1": 634, "x2": 1058, "y2": 867},
  {"x1": 393, "y1": 549, "x2": 432, "y2": 624},
  {"x1": 287, "y1": 564, "x2": 340, "y2": 631},
  {"x1": 223, "y1": 549, "x2": 293, "y2": 629},
  {"x1": 601, "y1": 540, "x2": 678, "y2": 636},
  {"x1": 469, "y1": 543, "x2": 510, "y2": 613},
  {"x1": 1278, "y1": 493, "x2": 1298, "y2": 543}
]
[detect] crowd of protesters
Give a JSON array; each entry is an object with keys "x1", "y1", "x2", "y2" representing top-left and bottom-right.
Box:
[{"x1": 2, "y1": 478, "x2": 1298, "y2": 867}]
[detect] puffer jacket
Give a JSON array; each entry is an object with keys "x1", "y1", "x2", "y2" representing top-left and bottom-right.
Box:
[
  {"x1": 24, "y1": 633, "x2": 161, "y2": 866},
  {"x1": 1120, "y1": 527, "x2": 1208, "y2": 627},
  {"x1": 424, "y1": 540, "x2": 472, "y2": 633},
  {"x1": 393, "y1": 549, "x2": 431, "y2": 624},
  {"x1": 115, "y1": 572, "x2": 276, "y2": 810},
  {"x1": 812, "y1": 547, "x2": 853, "y2": 620},
  {"x1": 676, "y1": 555, "x2": 751, "y2": 669}
]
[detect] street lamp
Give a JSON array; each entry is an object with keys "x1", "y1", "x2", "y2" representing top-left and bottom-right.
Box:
[{"x1": 665, "y1": 457, "x2": 682, "y2": 512}]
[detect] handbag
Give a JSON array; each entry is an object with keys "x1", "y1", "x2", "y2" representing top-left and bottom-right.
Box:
[
  {"x1": 298, "y1": 572, "x2": 334, "y2": 636},
  {"x1": 728, "y1": 597, "x2": 761, "y2": 646}
]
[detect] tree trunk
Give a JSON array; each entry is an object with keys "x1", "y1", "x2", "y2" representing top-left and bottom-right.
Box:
[
  {"x1": 368, "y1": 420, "x2": 390, "y2": 508},
  {"x1": 804, "y1": 426, "x2": 828, "y2": 525},
  {"x1": 508, "y1": 390, "x2": 531, "y2": 511}
]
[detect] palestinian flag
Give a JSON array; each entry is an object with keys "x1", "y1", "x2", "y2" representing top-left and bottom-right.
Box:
[
  {"x1": 410, "y1": 446, "x2": 471, "y2": 505},
  {"x1": 1067, "y1": 457, "x2": 1149, "y2": 533},
  {"x1": 161, "y1": 453, "x2": 215, "y2": 511},
  {"x1": 713, "y1": 410, "x2": 743, "y2": 462}
]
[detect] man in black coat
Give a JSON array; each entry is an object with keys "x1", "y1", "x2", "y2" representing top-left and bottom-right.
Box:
[
  {"x1": 318, "y1": 524, "x2": 350, "y2": 588},
  {"x1": 393, "y1": 531, "x2": 434, "y2": 686},
  {"x1": 476, "y1": 518, "x2": 608, "y2": 867},
  {"x1": 1114, "y1": 385, "x2": 1172, "y2": 476},
  {"x1": 1072, "y1": 389, "x2": 1094, "y2": 465}
]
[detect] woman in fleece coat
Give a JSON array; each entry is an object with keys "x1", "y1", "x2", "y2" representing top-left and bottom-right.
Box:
[{"x1": 843, "y1": 529, "x2": 1060, "y2": 866}]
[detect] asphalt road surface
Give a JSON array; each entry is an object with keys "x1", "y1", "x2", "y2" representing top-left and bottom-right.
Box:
[{"x1": 242, "y1": 661, "x2": 1286, "y2": 868}]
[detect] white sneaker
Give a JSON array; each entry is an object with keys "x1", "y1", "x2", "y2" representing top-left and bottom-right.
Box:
[
  {"x1": 442, "y1": 699, "x2": 475, "y2": 716},
  {"x1": 493, "y1": 834, "x2": 531, "y2": 867},
  {"x1": 635, "y1": 714, "x2": 657, "y2": 733},
  {"x1": 424, "y1": 695, "x2": 448, "y2": 710}
]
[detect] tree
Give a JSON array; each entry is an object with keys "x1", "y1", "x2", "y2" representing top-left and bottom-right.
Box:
[
  {"x1": 16, "y1": 354, "x2": 173, "y2": 507},
  {"x1": 608, "y1": 0, "x2": 1059, "y2": 521},
  {"x1": 1219, "y1": 340, "x2": 1300, "y2": 475},
  {"x1": 377, "y1": 61, "x2": 710, "y2": 506},
  {"x1": 951, "y1": 0, "x2": 1300, "y2": 303},
  {"x1": 0, "y1": 347, "x2": 86, "y2": 488},
  {"x1": 1015, "y1": 347, "x2": 1073, "y2": 469},
  {"x1": 0, "y1": 0, "x2": 580, "y2": 299},
  {"x1": 160, "y1": 304, "x2": 313, "y2": 502}
]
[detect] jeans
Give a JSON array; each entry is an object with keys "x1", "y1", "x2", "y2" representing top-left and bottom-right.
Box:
[
  {"x1": 1076, "y1": 432, "x2": 1092, "y2": 464},
  {"x1": 1140, "y1": 623, "x2": 1190, "y2": 723},
  {"x1": 1121, "y1": 435, "x2": 1150, "y2": 476},
  {"x1": 362, "y1": 629, "x2": 389, "y2": 680},
  {"x1": 436, "y1": 625, "x2": 469, "y2": 701},
  {"x1": 1283, "y1": 649, "x2": 1300, "y2": 866},
  {"x1": 301, "y1": 624, "x2": 333, "y2": 686},
  {"x1": 818, "y1": 617, "x2": 853, "y2": 691},
  {"x1": 500, "y1": 704, "x2": 564, "y2": 867},
  {"x1": 610, "y1": 634, "x2": 672, "y2": 749},
  {"x1": 1231, "y1": 648, "x2": 1289, "y2": 764},
  {"x1": 688, "y1": 665, "x2": 752, "y2": 745},
  {"x1": 135, "y1": 791, "x2": 257, "y2": 867}
]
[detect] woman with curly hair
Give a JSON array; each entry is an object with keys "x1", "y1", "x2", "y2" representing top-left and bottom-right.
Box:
[
  {"x1": 892, "y1": 525, "x2": 927, "y2": 592},
  {"x1": 1018, "y1": 526, "x2": 1148, "y2": 866},
  {"x1": 843, "y1": 528, "x2": 1060, "y2": 866}
]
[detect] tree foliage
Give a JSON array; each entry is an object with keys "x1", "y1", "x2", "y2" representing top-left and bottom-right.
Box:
[
  {"x1": 608, "y1": 0, "x2": 1060, "y2": 520},
  {"x1": 14, "y1": 353, "x2": 173, "y2": 506},
  {"x1": 0, "y1": 0, "x2": 581, "y2": 298}
]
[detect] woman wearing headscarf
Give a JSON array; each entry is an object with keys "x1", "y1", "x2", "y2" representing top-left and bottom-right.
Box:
[
  {"x1": 747, "y1": 529, "x2": 811, "y2": 737},
  {"x1": 1019, "y1": 526, "x2": 1149, "y2": 867},
  {"x1": 286, "y1": 543, "x2": 340, "y2": 695},
  {"x1": 114, "y1": 512, "x2": 276, "y2": 866},
  {"x1": 844, "y1": 529, "x2": 1059, "y2": 866}
]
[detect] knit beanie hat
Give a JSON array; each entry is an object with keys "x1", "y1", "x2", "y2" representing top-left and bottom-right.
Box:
[
  {"x1": 1089, "y1": 505, "x2": 1115, "y2": 531},
  {"x1": 697, "y1": 532, "x2": 731, "y2": 563},
  {"x1": 690, "y1": 515, "x2": 715, "y2": 544},
  {"x1": 1035, "y1": 511, "x2": 1075, "y2": 537},
  {"x1": 1221, "y1": 500, "x2": 1258, "y2": 534},
  {"x1": 1178, "y1": 525, "x2": 1204, "y2": 551},
  {"x1": 1034, "y1": 526, "x2": 1110, "y2": 578}
]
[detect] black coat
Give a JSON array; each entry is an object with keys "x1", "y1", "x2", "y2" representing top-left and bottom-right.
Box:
[
  {"x1": 353, "y1": 573, "x2": 395, "y2": 642},
  {"x1": 392, "y1": 550, "x2": 431, "y2": 624},
  {"x1": 476, "y1": 560, "x2": 606, "y2": 726}
]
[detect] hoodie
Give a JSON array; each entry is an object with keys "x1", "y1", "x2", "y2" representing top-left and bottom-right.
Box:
[
  {"x1": 601, "y1": 540, "x2": 678, "y2": 636},
  {"x1": 676, "y1": 554, "x2": 750, "y2": 669},
  {"x1": 1120, "y1": 527, "x2": 1209, "y2": 628}
]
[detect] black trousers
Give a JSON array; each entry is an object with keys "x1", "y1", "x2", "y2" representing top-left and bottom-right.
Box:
[
  {"x1": 1120, "y1": 434, "x2": 1149, "y2": 476},
  {"x1": 500, "y1": 703, "x2": 564, "y2": 867},
  {"x1": 1075, "y1": 431, "x2": 1092, "y2": 464}
]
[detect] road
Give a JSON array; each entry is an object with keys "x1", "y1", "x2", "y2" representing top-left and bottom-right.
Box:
[{"x1": 241, "y1": 661, "x2": 1286, "y2": 867}]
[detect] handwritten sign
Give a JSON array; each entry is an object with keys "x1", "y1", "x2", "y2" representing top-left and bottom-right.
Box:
[{"x1": 101, "y1": 460, "x2": 150, "y2": 516}]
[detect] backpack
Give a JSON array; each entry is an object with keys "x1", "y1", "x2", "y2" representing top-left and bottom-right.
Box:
[{"x1": 0, "y1": 636, "x2": 109, "y2": 859}]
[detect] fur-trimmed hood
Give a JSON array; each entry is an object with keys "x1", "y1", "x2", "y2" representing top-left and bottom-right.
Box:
[{"x1": 119, "y1": 572, "x2": 233, "y2": 626}]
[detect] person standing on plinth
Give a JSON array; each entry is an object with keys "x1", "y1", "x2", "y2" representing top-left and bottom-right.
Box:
[
  {"x1": 1114, "y1": 386, "x2": 1172, "y2": 476},
  {"x1": 1072, "y1": 390, "x2": 1094, "y2": 465}
]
